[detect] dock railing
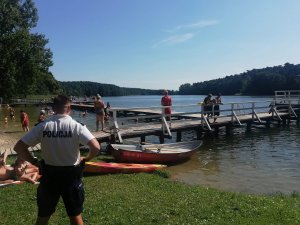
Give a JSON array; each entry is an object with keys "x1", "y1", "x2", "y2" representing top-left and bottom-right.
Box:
[
  {"x1": 10, "y1": 98, "x2": 52, "y2": 105},
  {"x1": 274, "y1": 90, "x2": 300, "y2": 105},
  {"x1": 108, "y1": 99, "x2": 297, "y2": 143}
]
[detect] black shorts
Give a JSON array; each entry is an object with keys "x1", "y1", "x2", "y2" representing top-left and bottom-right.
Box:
[
  {"x1": 214, "y1": 105, "x2": 220, "y2": 116},
  {"x1": 204, "y1": 105, "x2": 212, "y2": 114},
  {"x1": 37, "y1": 162, "x2": 85, "y2": 217}
]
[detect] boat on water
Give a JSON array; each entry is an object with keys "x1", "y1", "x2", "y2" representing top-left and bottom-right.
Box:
[
  {"x1": 84, "y1": 161, "x2": 166, "y2": 174},
  {"x1": 109, "y1": 140, "x2": 202, "y2": 164}
]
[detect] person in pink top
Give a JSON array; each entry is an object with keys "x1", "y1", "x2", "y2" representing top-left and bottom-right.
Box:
[
  {"x1": 20, "y1": 110, "x2": 29, "y2": 132},
  {"x1": 161, "y1": 90, "x2": 172, "y2": 122}
]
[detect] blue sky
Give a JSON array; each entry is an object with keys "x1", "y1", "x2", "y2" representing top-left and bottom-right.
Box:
[{"x1": 34, "y1": 0, "x2": 300, "y2": 90}]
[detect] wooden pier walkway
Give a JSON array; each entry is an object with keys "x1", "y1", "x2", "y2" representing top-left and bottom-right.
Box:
[
  {"x1": 88, "y1": 99, "x2": 300, "y2": 144},
  {"x1": 9, "y1": 98, "x2": 94, "y2": 107}
]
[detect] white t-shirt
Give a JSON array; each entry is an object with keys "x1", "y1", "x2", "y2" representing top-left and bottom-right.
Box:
[{"x1": 21, "y1": 114, "x2": 95, "y2": 166}]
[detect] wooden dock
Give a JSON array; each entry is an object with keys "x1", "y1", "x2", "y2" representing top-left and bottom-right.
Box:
[
  {"x1": 88, "y1": 99, "x2": 300, "y2": 144},
  {"x1": 9, "y1": 98, "x2": 52, "y2": 107}
]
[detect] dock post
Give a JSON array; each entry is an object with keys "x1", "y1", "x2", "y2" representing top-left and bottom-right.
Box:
[
  {"x1": 266, "y1": 119, "x2": 271, "y2": 128},
  {"x1": 159, "y1": 134, "x2": 164, "y2": 144},
  {"x1": 109, "y1": 134, "x2": 116, "y2": 144},
  {"x1": 140, "y1": 135, "x2": 146, "y2": 143},
  {"x1": 282, "y1": 118, "x2": 287, "y2": 126},
  {"x1": 225, "y1": 125, "x2": 232, "y2": 136},
  {"x1": 196, "y1": 128, "x2": 203, "y2": 140},
  {"x1": 214, "y1": 126, "x2": 219, "y2": 136},
  {"x1": 176, "y1": 131, "x2": 182, "y2": 142},
  {"x1": 246, "y1": 122, "x2": 251, "y2": 132}
]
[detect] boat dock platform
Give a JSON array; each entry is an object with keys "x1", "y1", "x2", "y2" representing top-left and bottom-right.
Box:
[{"x1": 87, "y1": 99, "x2": 300, "y2": 144}]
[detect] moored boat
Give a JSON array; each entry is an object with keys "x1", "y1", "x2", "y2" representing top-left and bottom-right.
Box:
[
  {"x1": 84, "y1": 161, "x2": 166, "y2": 174},
  {"x1": 109, "y1": 140, "x2": 202, "y2": 164}
]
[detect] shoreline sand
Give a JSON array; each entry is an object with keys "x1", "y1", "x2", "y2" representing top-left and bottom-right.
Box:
[{"x1": 0, "y1": 132, "x2": 19, "y2": 154}]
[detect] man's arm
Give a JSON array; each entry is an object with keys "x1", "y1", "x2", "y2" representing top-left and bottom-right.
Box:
[
  {"x1": 14, "y1": 140, "x2": 36, "y2": 164},
  {"x1": 83, "y1": 138, "x2": 100, "y2": 161}
]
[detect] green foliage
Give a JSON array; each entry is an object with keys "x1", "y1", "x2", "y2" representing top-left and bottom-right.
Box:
[
  {"x1": 60, "y1": 81, "x2": 176, "y2": 97},
  {"x1": 0, "y1": 173, "x2": 299, "y2": 225},
  {"x1": 179, "y1": 63, "x2": 300, "y2": 95},
  {"x1": 0, "y1": 0, "x2": 61, "y2": 101},
  {"x1": 1, "y1": 0, "x2": 299, "y2": 100}
]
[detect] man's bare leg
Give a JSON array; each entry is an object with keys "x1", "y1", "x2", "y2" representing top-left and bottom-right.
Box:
[
  {"x1": 101, "y1": 115, "x2": 104, "y2": 131},
  {"x1": 70, "y1": 214, "x2": 84, "y2": 225},
  {"x1": 96, "y1": 117, "x2": 99, "y2": 131}
]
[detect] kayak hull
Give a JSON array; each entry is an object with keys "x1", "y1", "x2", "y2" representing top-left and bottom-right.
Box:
[{"x1": 84, "y1": 162, "x2": 166, "y2": 174}]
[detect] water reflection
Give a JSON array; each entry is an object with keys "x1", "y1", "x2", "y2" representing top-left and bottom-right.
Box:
[{"x1": 169, "y1": 126, "x2": 300, "y2": 194}]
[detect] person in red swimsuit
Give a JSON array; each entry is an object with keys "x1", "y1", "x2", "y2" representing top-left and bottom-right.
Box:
[
  {"x1": 20, "y1": 110, "x2": 29, "y2": 132},
  {"x1": 161, "y1": 90, "x2": 172, "y2": 122}
]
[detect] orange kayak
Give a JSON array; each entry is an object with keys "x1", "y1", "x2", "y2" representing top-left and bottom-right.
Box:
[{"x1": 84, "y1": 162, "x2": 166, "y2": 174}]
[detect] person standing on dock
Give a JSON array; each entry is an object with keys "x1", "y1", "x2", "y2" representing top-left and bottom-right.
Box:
[
  {"x1": 203, "y1": 94, "x2": 213, "y2": 122},
  {"x1": 20, "y1": 110, "x2": 29, "y2": 132},
  {"x1": 213, "y1": 93, "x2": 222, "y2": 123},
  {"x1": 104, "y1": 102, "x2": 111, "y2": 121},
  {"x1": 94, "y1": 94, "x2": 105, "y2": 131},
  {"x1": 13, "y1": 95, "x2": 100, "y2": 225},
  {"x1": 161, "y1": 90, "x2": 172, "y2": 124}
]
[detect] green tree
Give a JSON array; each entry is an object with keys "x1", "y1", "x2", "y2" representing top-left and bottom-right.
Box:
[
  {"x1": 178, "y1": 63, "x2": 300, "y2": 96},
  {"x1": 0, "y1": 0, "x2": 61, "y2": 101}
]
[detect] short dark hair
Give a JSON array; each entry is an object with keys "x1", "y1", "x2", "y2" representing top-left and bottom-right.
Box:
[{"x1": 53, "y1": 95, "x2": 70, "y2": 113}]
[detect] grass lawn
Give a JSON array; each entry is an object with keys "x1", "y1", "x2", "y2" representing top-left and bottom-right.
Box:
[{"x1": 0, "y1": 170, "x2": 299, "y2": 225}]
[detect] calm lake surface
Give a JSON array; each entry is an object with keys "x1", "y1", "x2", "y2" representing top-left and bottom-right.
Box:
[{"x1": 1, "y1": 95, "x2": 299, "y2": 194}]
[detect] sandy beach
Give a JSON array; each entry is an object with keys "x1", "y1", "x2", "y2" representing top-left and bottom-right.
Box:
[{"x1": 0, "y1": 131, "x2": 19, "y2": 154}]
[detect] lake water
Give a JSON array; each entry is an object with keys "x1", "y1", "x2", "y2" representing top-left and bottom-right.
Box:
[{"x1": 1, "y1": 95, "x2": 299, "y2": 194}]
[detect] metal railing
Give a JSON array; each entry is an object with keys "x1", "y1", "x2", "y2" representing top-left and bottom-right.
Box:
[
  {"x1": 274, "y1": 90, "x2": 300, "y2": 105},
  {"x1": 108, "y1": 99, "x2": 297, "y2": 143},
  {"x1": 10, "y1": 98, "x2": 52, "y2": 104}
]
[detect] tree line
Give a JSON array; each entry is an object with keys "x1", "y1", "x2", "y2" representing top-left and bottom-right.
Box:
[
  {"x1": 59, "y1": 81, "x2": 176, "y2": 97},
  {"x1": 178, "y1": 63, "x2": 300, "y2": 96},
  {"x1": 1, "y1": 1, "x2": 299, "y2": 102}
]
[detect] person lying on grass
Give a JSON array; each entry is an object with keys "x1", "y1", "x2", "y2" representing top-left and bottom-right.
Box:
[{"x1": 0, "y1": 150, "x2": 40, "y2": 184}]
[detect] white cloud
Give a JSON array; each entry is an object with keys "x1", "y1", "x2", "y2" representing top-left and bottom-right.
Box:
[
  {"x1": 153, "y1": 33, "x2": 194, "y2": 47},
  {"x1": 153, "y1": 19, "x2": 218, "y2": 47},
  {"x1": 163, "y1": 33, "x2": 194, "y2": 45},
  {"x1": 168, "y1": 20, "x2": 218, "y2": 33}
]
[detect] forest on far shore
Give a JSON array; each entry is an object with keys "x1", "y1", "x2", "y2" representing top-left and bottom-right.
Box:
[
  {"x1": 61, "y1": 63, "x2": 300, "y2": 97},
  {"x1": 178, "y1": 63, "x2": 300, "y2": 96}
]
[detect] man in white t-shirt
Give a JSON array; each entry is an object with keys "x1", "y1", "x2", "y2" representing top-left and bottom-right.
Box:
[{"x1": 14, "y1": 95, "x2": 100, "y2": 225}]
